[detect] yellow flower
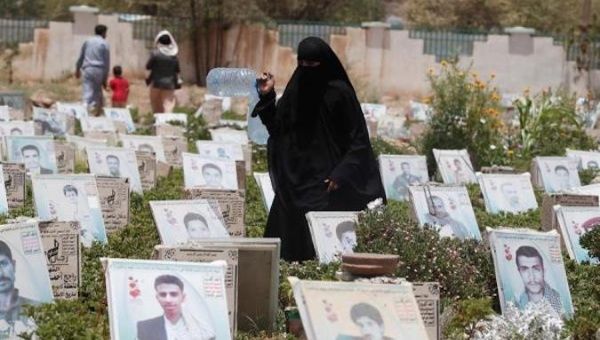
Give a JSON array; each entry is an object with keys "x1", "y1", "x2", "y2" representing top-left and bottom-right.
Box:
[{"x1": 441, "y1": 60, "x2": 448, "y2": 68}]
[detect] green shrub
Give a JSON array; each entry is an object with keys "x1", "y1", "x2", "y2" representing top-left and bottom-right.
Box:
[
  {"x1": 508, "y1": 91, "x2": 595, "y2": 169},
  {"x1": 579, "y1": 227, "x2": 600, "y2": 261},
  {"x1": 443, "y1": 298, "x2": 494, "y2": 339},
  {"x1": 356, "y1": 201, "x2": 497, "y2": 303},
  {"x1": 421, "y1": 61, "x2": 506, "y2": 173},
  {"x1": 564, "y1": 261, "x2": 600, "y2": 339}
]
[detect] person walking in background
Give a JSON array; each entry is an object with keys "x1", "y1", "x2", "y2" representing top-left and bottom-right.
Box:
[
  {"x1": 253, "y1": 37, "x2": 385, "y2": 262},
  {"x1": 146, "y1": 30, "x2": 181, "y2": 113},
  {"x1": 76, "y1": 24, "x2": 110, "y2": 115},
  {"x1": 109, "y1": 66, "x2": 129, "y2": 108}
]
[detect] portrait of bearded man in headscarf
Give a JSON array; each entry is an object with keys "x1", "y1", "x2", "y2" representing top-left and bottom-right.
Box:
[{"x1": 253, "y1": 37, "x2": 386, "y2": 261}]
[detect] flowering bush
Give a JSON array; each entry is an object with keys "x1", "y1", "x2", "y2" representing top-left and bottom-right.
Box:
[
  {"x1": 355, "y1": 201, "x2": 497, "y2": 301},
  {"x1": 473, "y1": 301, "x2": 564, "y2": 340},
  {"x1": 421, "y1": 61, "x2": 506, "y2": 173}
]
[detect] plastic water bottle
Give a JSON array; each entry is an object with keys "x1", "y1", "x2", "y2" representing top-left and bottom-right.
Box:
[{"x1": 206, "y1": 68, "x2": 269, "y2": 145}]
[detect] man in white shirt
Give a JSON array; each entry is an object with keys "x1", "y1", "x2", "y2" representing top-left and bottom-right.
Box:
[
  {"x1": 75, "y1": 25, "x2": 110, "y2": 115},
  {"x1": 137, "y1": 274, "x2": 216, "y2": 340}
]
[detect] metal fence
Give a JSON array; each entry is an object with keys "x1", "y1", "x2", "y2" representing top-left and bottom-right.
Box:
[
  {"x1": 277, "y1": 21, "x2": 351, "y2": 51},
  {"x1": 0, "y1": 18, "x2": 48, "y2": 46},
  {"x1": 408, "y1": 29, "x2": 489, "y2": 62}
]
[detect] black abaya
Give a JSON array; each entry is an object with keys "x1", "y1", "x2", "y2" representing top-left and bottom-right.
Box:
[{"x1": 252, "y1": 37, "x2": 386, "y2": 261}]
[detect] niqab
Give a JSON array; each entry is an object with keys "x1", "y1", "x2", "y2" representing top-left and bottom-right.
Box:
[{"x1": 253, "y1": 36, "x2": 386, "y2": 261}]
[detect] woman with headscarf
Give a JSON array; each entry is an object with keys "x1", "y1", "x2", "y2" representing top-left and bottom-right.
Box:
[
  {"x1": 146, "y1": 30, "x2": 181, "y2": 113},
  {"x1": 253, "y1": 37, "x2": 386, "y2": 262}
]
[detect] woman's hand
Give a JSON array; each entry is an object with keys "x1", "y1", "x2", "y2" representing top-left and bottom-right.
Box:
[
  {"x1": 325, "y1": 179, "x2": 339, "y2": 192},
  {"x1": 257, "y1": 72, "x2": 275, "y2": 95}
]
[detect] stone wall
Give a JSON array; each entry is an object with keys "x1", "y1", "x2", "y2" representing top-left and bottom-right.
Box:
[{"x1": 8, "y1": 12, "x2": 599, "y2": 97}]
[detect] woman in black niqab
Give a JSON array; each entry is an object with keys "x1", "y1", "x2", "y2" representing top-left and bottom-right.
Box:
[{"x1": 253, "y1": 37, "x2": 385, "y2": 262}]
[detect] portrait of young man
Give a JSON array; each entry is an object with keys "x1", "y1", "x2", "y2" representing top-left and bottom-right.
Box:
[
  {"x1": 514, "y1": 245, "x2": 563, "y2": 314},
  {"x1": 136, "y1": 274, "x2": 216, "y2": 340},
  {"x1": 201, "y1": 163, "x2": 223, "y2": 189},
  {"x1": 0, "y1": 240, "x2": 41, "y2": 325},
  {"x1": 106, "y1": 154, "x2": 121, "y2": 177},
  {"x1": 20, "y1": 144, "x2": 53, "y2": 175}
]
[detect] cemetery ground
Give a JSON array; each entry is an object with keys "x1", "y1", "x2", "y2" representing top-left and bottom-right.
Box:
[{"x1": 0, "y1": 62, "x2": 600, "y2": 339}]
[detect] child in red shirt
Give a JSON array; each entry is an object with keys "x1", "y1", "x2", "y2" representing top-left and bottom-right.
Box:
[{"x1": 109, "y1": 65, "x2": 129, "y2": 108}]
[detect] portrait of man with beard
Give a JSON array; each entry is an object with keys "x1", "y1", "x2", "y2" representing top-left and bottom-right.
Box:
[{"x1": 515, "y1": 245, "x2": 563, "y2": 314}]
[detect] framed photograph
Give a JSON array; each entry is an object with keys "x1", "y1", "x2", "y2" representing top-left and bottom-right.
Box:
[
  {"x1": 161, "y1": 238, "x2": 280, "y2": 332},
  {"x1": 182, "y1": 153, "x2": 239, "y2": 191},
  {"x1": 56, "y1": 102, "x2": 88, "y2": 119},
  {"x1": 253, "y1": 172, "x2": 275, "y2": 212},
  {"x1": 149, "y1": 199, "x2": 229, "y2": 246},
  {"x1": 432, "y1": 149, "x2": 477, "y2": 185},
  {"x1": 566, "y1": 149, "x2": 600, "y2": 170},
  {"x1": 86, "y1": 146, "x2": 143, "y2": 194},
  {"x1": 196, "y1": 141, "x2": 244, "y2": 161},
  {"x1": 488, "y1": 228, "x2": 574, "y2": 317},
  {"x1": 31, "y1": 174, "x2": 107, "y2": 247},
  {"x1": 378, "y1": 155, "x2": 428, "y2": 201},
  {"x1": 0, "y1": 92, "x2": 25, "y2": 111},
  {"x1": 477, "y1": 173, "x2": 538, "y2": 214},
  {"x1": 554, "y1": 205, "x2": 600, "y2": 263},
  {"x1": 0, "y1": 121, "x2": 34, "y2": 137},
  {"x1": 33, "y1": 107, "x2": 70, "y2": 136},
  {"x1": 290, "y1": 279, "x2": 428, "y2": 340},
  {"x1": 0, "y1": 164, "x2": 10, "y2": 215},
  {"x1": 105, "y1": 258, "x2": 231, "y2": 340},
  {"x1": 0, "y1": 106, "x2": 10, "y2": 122},
  {"x1": 210, "y1": 128, "x2": 249, "y2": 145},
  {"x1": 376, "y1": 115, "x2": 408, "y2": 140},
  {"x1": 6, "y1": 136, "x2": 58, "y2": 175},
  {"x1": 305, "y1": 212, "x2": 359, "y2": 264},
  {"x1": 409, "y1": 185, "x2": 481, "y2": 240},
  {"x1": 185, "y1": 189, "x2": 245, "y2": 237},
  {"x1": 0, "y1": 220, "x2": 53, "y2": 337},
  {"x1": 154, "y1": 113, "x2": 188, "y2": 127},
  {"x1": 534, "y1": 157, "x2": 580, "y2": 193},
  {"x1": 120, "y1": 135, "x2": 167, "y2": 163},
  {"x1": 80, "y1": 116, "x2": 117, "y2": 133},
  {"x1": 104, "y1": 108, "x2": 135, "y2": 133},
  {"x1": 152, "y1": 246, "x2": 238, "y2": 334}
]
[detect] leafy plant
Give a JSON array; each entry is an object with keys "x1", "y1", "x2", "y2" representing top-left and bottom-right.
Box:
[
  {"x1": 421, "y1": 61, "x2": 506, "y2": 174},
  {"x1": 508, "y1": 91, "x2": 595, "y2": 169}
]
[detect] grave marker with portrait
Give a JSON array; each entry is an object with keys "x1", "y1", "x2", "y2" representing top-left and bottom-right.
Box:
[
  {"x1": 290, "y1": 278, "x2": 429, "y2": 340},
  {"x1": 0, "y1": 164, "x2": 10, "y2": 215},
  {"x1": 162, "y1": 136, "x2": 187, "y2": 168},
  {"x1": 378, "y1": 154, "x2": 428, "y2": 201},
  {"x1": 121, "y1": 135, "x2": 167, "y2": 163},
  {"x1": 488, "y1": 228, "x2": 574, "y2": 317},
  {"x1": 409, "y1": 185, "x2": 481, "y2": 240},
  {"x1": 566, "y1": 149, "x2": 600, "y2": 170},
  {"x1": 182, "y1": 153, "x2": 239, "y2": 191},
  {"x1": 553, "y1": 205, "x2": 600, "y2": 263},
  {"x1": 432, "y1": 149, "x2": 477, "y2": 185},
  {"x1": 477, "y1": 172, "x2": 538, "y2": 214},
  {"x1": 31, "y1": 174, "x2": 107, "y2": 247},
  {"x1": 103, "y1": 107, "x2": 135, "y2": 133},
  {"x1": 6, "y1": 135, "x2": 58, "y2": 175},
  {"x1": 104, "y1": 258, "x2": 231, "y2": 340},
  {"x1": 0, "y1": 121, "x2": 34, "y2": 137},
  {"x1": 149, "y1": 199, "x2": 229, "y2": 245},
  {"x1": 305, "y1": 212, "x2": 359, "y2": 264},
  {"x1": 56, "y1": 102, "x2": 88, "y2": 119},
  {"x1": 533, "y1": 156, "x2": 580, "y2": 193},
  {"x1": 152, "y1": 246, "x2": 238, "y2": 334},
  {"x1": 33, "y1": 107, "x2": 74, "y2": 136},
  {"x1": 184, "y1": 189, "x2": 245, "y2": 237},
  {"x1": 0, "y1": 220, "x2": 53, "y2": 337},
  {"x1": 87, "y1": 146, "x2": 143, "y2": 194}
]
